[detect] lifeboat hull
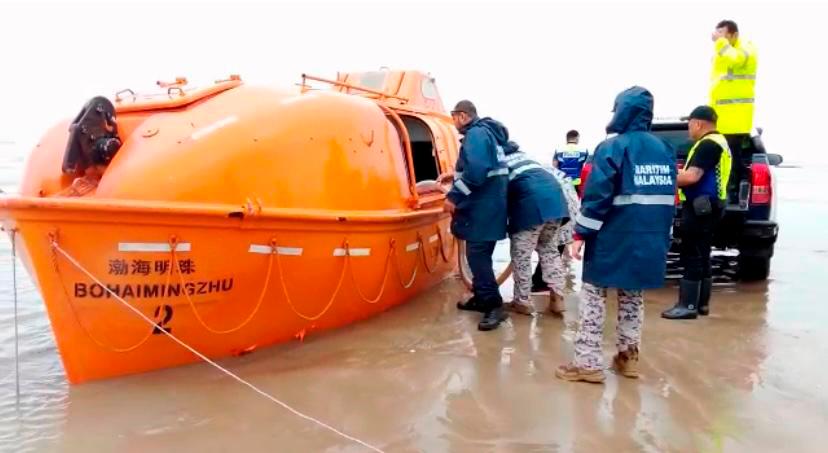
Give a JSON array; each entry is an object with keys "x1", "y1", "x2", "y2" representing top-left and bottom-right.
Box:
[{"x1": 1, "y1": 198, "x2": 456, "y2": 383}]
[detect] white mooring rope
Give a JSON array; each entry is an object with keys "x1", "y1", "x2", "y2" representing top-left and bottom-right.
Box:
[
  {"x1": 11, "y1": 229, "x2": 21, "y2": 410},
  {"x1": 52, "y1": 241, "x2": 384, "y2": 453}
]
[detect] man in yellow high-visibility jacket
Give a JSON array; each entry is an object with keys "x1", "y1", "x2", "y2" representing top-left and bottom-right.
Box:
[{"x1": 709, "y1": 19, "x2": 758, "y2": 156}]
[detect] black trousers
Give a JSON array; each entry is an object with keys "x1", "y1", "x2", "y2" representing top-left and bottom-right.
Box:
[
  {"x1": 725, "y1": 133, "x2": 752, "y2": 156},
  {"x1": 466, "y1": 240, "x2": 502, "y2": 305},
  {"x1": 724, "y1": 134, "x2": 751, "y2": 196},
  {"x1": 680, "y1": 199, "x2": 723, "y2": 281}
]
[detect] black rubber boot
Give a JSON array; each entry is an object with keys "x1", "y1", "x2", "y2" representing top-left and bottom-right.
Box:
[
  {"x1": 457, "y1": 295, "x2": 487, "y2": 313},
  {"x1": 661, "y1": 279, "x2": 700, "y2": 320},
  {"x1": 699, "y1": 278, "x2": 712, "y2": 316},
  {"x1": 477, "y1": 299, "x2": 509, "y2": 332}
]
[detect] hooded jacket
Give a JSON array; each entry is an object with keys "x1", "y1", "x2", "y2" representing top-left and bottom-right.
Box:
[
  {"x1": 576, "y1": 87, "x2": 676, "y2": 289},
  {"x1": 502, "y1": 142, "x2": 569, "y2": 234}
]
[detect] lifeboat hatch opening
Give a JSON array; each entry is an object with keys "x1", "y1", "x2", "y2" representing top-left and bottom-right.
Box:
[{"x1": 400, "y1": 116, "x2": 440, "y2": 183}]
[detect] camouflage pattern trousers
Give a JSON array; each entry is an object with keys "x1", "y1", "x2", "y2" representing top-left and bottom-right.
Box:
[
  {"x1": 574, "y1": 283, "x2": 644, "y2": 371},
  {"x1": 510, "y1": 221, "x2": 565, "y2": 303}
]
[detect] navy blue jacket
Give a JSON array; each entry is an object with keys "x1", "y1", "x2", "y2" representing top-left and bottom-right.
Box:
[
  {"x1": 553, "y1": 145, "x2": 590, "y2": 181},
  {"x1": 576, "y1": 87, "x2": 677, "y2": 290},
  {"x1": 503, "y1": 143, "x2": 570, "y2": 234},
  {"x1": 447, "y1": 117, "x2": 509, "y2": 242}
]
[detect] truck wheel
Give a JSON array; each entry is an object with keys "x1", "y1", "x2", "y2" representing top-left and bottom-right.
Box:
[{"x1": 738, "y1": 255, "x2": 771, "y2": 281}]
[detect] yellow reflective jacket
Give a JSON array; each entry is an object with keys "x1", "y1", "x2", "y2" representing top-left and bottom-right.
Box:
[
  {"x1": 709, "y1": 37, "x2": 758, "y2": 134},
  {"x1": 679, "y1": 133, "x2": 732, "y2": 202}
]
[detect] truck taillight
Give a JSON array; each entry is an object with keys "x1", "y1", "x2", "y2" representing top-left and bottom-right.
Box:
[
  {"x1": 751, "y1": 163, "x2": 772, "y2": 205},
  {"x1": 579, "y1": 163, "x2": 592, "y2": 198}
]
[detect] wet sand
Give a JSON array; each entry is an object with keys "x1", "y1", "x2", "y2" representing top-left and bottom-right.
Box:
[{"x1": 2, "y1": 161, "x2": 828, "y2": 452}]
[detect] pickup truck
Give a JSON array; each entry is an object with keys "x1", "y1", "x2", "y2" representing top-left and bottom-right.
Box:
[{"x1": 579, "y1": 121, "x2": 781, "y2": 281}]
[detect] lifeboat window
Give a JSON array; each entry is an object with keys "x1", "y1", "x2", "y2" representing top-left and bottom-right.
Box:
[
  {"x1": 421, "y1": 78, "x2": 438, "y2": 100},
  {"x1": 359, "y1": 71, "x2": 388, "y2": 91},
  {"x1": 401, "y1": 116, "x2": 440, "y2": 183}
]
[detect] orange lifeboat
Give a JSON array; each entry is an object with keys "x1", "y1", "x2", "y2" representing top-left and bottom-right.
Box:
[{"x1": 0, "y1": 70, "x2": 461, "y2": 384}]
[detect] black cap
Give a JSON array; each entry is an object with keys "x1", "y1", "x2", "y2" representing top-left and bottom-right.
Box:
[
  {"x1": 683, "y1": 105, "x2": 718, "y2": 124},
  {"x1": 451, "y1": 100, "x2": 477, "y2": 117}
]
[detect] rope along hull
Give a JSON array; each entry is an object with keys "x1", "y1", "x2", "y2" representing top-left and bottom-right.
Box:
[{"x1": 2, "y1": 200, "x2": 456, "y2": 383}]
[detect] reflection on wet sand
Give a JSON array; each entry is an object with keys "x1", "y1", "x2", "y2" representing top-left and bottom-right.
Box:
[{"x1": 41, "y1": 276, "x2": 821, "y2": 453}]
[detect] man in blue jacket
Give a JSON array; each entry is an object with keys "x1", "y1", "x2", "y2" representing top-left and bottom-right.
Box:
[
  {"x1": 444, "y1": 100, "x2": 510, "y2": 331},
  {"x1": 502, "y1": 142, "x2": 571, "y2": 316},
  {"x1": 556, "y1": 87, "x2": 676, "y2": 384},
  {"x1": 552, "y1": 129, "x2": 590, "y2": 189}
]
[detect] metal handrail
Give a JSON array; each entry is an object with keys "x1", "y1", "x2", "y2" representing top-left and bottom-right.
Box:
[
  {"x1": 114, "y1": 89, "x2": 136, "y2": 103},
  {"x1": 301, "y1": 74, "x2": 408, "y2": 102}
]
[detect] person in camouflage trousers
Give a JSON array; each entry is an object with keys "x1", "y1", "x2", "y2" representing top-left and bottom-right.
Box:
[
  {"x1": 502, "y1": 142, "x2": 571, "y2": 316},
  {"x1": 550, "y1": 167, "x2": 581, "y2": 263},
  {"x1": 530, "y1": 166, "x2": 581, "y2": 291},
  {"x1": 510, "y1": 222, "x2": 565, "y2": 314},
  {"x1": 574, "y1": 284, "x2": 644, "y2": 374},
  {"x1": 556, "y1": 87, "x2": 676, "y2": 384}
]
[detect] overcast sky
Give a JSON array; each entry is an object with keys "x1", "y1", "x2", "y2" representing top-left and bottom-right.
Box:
[{"x1": 1, "y1": 0, "x2": 824, "y2": 164}]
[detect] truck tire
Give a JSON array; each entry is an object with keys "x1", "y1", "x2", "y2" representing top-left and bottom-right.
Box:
[{"x1": 738, "y1": 255, "x2": 771, "y2": 281}]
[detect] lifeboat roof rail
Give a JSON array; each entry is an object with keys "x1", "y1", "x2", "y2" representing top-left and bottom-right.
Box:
[
  {"x1": 113, "y1": 75, "x2": 243, "y2": 114},
  {"x1": 300, "y1": 74, "x2": 409, "y2": 103}
]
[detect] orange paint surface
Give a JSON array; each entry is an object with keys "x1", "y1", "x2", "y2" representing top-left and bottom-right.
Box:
[{"x1": 1, "y1": 70, "x2": 460, "y2": 383}]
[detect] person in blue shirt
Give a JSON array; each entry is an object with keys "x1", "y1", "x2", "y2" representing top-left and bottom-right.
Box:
[
  {"x1": 556, "y1": 87, "x2": 676, "y2": 384},
  {"x1": 444, "y1": 100, "x2": 510, "y2": 332},
  {"x1": 552, "y1": 130, "x2": 590, "y2": 190}
]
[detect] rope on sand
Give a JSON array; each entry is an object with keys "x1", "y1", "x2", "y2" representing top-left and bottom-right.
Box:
[{"x1": 50, "y1": 239, "x2": 385, "y2": 453}]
